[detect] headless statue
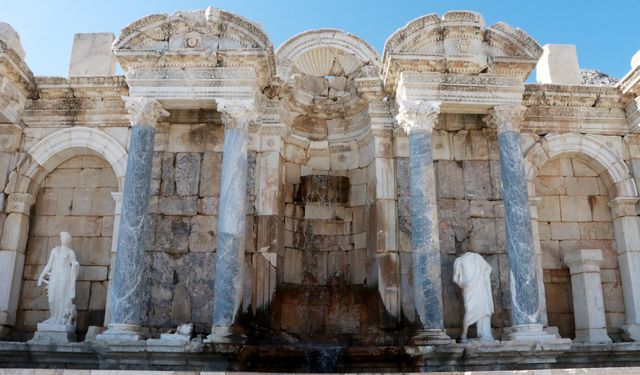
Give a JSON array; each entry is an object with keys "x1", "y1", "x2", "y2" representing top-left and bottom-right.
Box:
[
  {"x1": 453, "y1": 252, "x2": 494, "y2": 342},
  {"x1": 37, "y1": 232, "x2": 79, "y2": 326}
]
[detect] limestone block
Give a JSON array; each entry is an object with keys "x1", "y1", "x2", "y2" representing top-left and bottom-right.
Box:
[
  {"x1": 375, "y1": 199, "x2": 398, "y2": 251},
  {"x1": 579, "y1": 222, "x2": 614, "y2": 240},
  {"x1": 0, "y1": 250, "x2": 24, "y2": 320},
  {"x1": 550, "y1": 222, "x2": 580, "y2": 240},
  {"x1": 490, "y1": 160, "x2": 502, "y2": 199},
  {"x1": 161, "y1": 153, "x2": 176, "y2": 195},
  {"x1": 452, "y1": 130, "x2": 489, "y2": 160},
  {"x1": 469, "y1": 218, "x2": 497, "y2": 253},
  {"x1": 197, "y1": 197, "x2": 218, "y2": 215},
  {"x1": 168, "y1": 124, "x2": 224, "y2": 153},
  {"x1": 70, "y1": 188, "x2": 116, "y2": 216},
  {"x1": 394, "y1": 136, "x2": 409, "y2": 158},
  {"x1": 535, "y1": 176, "x2": 565, "y2": 195},
  {"x1": 560, "y1": 196, "x2": 593, "y2": 221},
  {"x1": 432, "y1": 130, "x2": 452, "y2": 160},
  {"x1": 463, "y1": 160, "x2": 492, "y2": 199},
  {"x1": 199, "y1": 152, "x2": 222, "y2": 197},
  {"x1": 565, "y1": 177, "x2": 599, "y2": 196},
  {"x1": 101, "y1": 216, "x2": 114, "y2": 237},
  {"x1": 73, "y1": 237, "x2": 111, "y2": 266},
  {"x1": 350, "y1": 184, "x2": 366, "y2": 206},
  {"x1": 538, "y1": 221, "x2": 551, "y2": 240},
  {"x1": 158, "y1": 196, "x2": 197, "y2": 216},
  {"x1": 590, "y1": 195, "x2": 612, "y2": 221},
  {"x1": 470, "y1": 200, "x2": 497, "y2": 218},
  {"x1": 44, "y1": 168, "x2": 79, "y2": 188},
  {"x1": 539, "y1": 158, "x2": 574, "y2": 177},
  {"x1": 436, "y1": 160, "x2": 464, "y2": 199},
  {"x1": 0, "y1": 22, "x2": 25, "y2": 59},
  {"x1": 78, "y1": 266, "x2": 108, "y2": 281},
  {"x1": 175, "y1": 153, "x2": 201, "y2": 196},
  {"x1": 538, "y1": 196, "x2": 561, "y2": 221},
  {"x1": 89, "y1": 281, "x2": 108, "y2": 310},
  {"x1": 536, "y1": 44, "x2": 581, "y2": 85},
  {"x1": 154, "y1": 216, "x2": 190, "y2": 253},
  {"x1": 541, "y1": 240, "x2": 561, "y2": 269},
  {"x1": 68, "y1": 33, "x2": 117, "y2": 77}
]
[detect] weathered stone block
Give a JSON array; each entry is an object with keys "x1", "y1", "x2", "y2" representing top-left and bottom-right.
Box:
[
  {"x1": 67, "y1": 33, "x2": 117, "y2": 77},
  {"x1": 463, "y1": 160, "x2": 492, "y2": 199},
  {"x1": 158, "y1": 196, "x2": 197, "y2": 216},
  {"x1": 436, "y1": 160, "x2": 464, "y2": 199},
  {"x1": 538, "y1": 195, "x2": 561, "y2": 221},
  {"x1": 550, "y1": 222, "x2": 580, "y2": 240},
  {"x1": 560, "y1": 196, "x2": 592, "y2": 222},
  {"x1": 175, "y1": 153, "x2": 201, "y2": 196}
]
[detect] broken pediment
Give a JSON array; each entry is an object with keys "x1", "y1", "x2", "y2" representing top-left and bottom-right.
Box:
[{"x1": 382, "y1": 11, "x2": 543, "y2": 91}]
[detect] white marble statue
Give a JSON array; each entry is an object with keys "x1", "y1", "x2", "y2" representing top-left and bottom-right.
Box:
[
  {"x1": 37, "y1": 232, "x2": 80, "y2": 327},
  {"x1": 453, "y1": 252, "x2": 494, "y2": 342}
]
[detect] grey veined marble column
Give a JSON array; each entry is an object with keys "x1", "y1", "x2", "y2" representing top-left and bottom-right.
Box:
[
  {"x1": 396, "y1": 100, "x2": 452, "y2": 345},
  {"x1": 485, "y1": 105, "x2": 554, "y2": 341},
  {"x1": 209, "y1": 102, "x2": 255, "y2": 343},
  {"x1": 97, "y1": 97, "x2": 168, "y2": 342}
]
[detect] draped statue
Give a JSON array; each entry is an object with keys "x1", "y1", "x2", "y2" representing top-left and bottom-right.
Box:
[
  {"x1": 453, "y1": 252, "x2": 494, "y2": 342},
  {"x1": 37, "y1": 232, "x2": 80, "y2": 327}
]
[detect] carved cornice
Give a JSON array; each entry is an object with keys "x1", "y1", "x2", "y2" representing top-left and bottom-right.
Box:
[
  {"x1": 395, "y1": 100, "x2": 440, "y2": 134},
  {"x1": 0, "y1": 39, "x2": 37, "y2": 99},
  {"x1": 123, "y1": 96, "x2": 169, "y2": 127},
  {"x1": 484, "y1": 105, "x2": 525, "y2": 133}
]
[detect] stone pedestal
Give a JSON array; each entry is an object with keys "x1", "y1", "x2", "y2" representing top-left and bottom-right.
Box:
[
  {"x1": 485, "y1": 106, "x2": 552, "y2": 341},
  {"x1": 30, "y1": 323, "x2": 76, "y2": 344},
  {"x1": 209, "y1": 101, "x2": 255, "y2": 343},
  {"x1": 396, "y1": 100, "x2": 452, "y2": 344},
  {"x1": 97, "y1": 97, "x2": 168, "y2": 342},
  {"x1": 564, "y1": 249, "x2": 611, "y2": 344}
]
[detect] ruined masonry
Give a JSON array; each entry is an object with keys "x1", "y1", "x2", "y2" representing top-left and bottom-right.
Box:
[{"x1": 1, "y1": 7, "x2": 640, "y2": 372}]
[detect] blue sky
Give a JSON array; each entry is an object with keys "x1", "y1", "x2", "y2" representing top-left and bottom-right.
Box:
[{"x1": 3, "y1": 0, "x2": 639, "y2": 79}]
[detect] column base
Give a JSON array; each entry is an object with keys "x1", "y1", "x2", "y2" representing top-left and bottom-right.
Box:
[
  {"x1": 506, "y1": 324, "x2": 557, "y2": 341},
  {"x1": 0, "y1": 325, "x2": 9, "y2": 340},
  {"x1": 411, "y1": 329, "x2": 455, "y2": 345},
  {"x1": 575, "y1": 328, "x2": 612, "y2": 344},
  {"x1": 96, "y1": 323, "x2": 145, "y2": 342},
  {"x1": 205, "y1": 326, "x2": 245, "y2": 344},
  {"x1": 622, "y1": 324, "x2": 640, "y2": 341}
]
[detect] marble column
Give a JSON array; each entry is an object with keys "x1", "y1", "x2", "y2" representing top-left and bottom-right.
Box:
[
  {"x1": 564, "y1": 249, "x2": 611, "y2": 344},
  {"x1": 209, "y1": 101, "x2": 255, "y2": 343},
  {"x1": 97, "y1": 97, "x2": 168, "y2": 341},
  {"x1": 396, "y1": 100, "x2": 452, "y2": 344},
  {"x1": 485, "y1": 105, "x2": 553, "y2": 341},
  {"x1": 103, "y1": 192, "x2": 123, "y2": 326},
  {"x1": 608, "y1": 197, "x2": 640, "y2": 341},
  {"x1": 0, "y1": 193, "x2": 35, "y2": 338}
]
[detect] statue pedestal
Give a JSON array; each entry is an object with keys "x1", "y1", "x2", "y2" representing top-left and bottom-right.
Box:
[{"x1": 30, "y1": 323, "x2": 76, "y2": 344}]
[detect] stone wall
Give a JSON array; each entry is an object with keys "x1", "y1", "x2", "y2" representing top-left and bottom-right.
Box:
[
  {"x1": 17, "y1": 155, "x2": 116, "y2": 334},
  {"x1": 536, "y1": 157, "x2": 625, "y2": 339},
  {"x1": 139, "y1": 118, "x2": 258, "y2": 333},
  {"x1": 395, "y1": 114, "x2": 512, "y2": 335}
]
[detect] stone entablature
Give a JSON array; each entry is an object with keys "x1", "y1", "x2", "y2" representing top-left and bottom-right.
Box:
[{"x1": 4, "y1": 6, "x2": 640, "y2": 372}]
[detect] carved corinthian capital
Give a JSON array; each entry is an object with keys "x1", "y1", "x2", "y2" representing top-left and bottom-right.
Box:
[
  {"x1": 484, "y1": 105, "x2": 526, "y2": 134},
  {"x1": 395, "y1": 100, "x2": 440, "y2": 135},
  {"x1": 217, "y1": 99, "x2": 257, "y2": 130},
  {"x1": 122, "y1": 96, "x2": 169, "y2": 127}
]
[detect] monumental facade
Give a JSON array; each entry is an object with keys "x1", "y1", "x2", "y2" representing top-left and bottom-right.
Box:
[{"x1": 1, "y1": 7, "x2": 640, "y2": 371}]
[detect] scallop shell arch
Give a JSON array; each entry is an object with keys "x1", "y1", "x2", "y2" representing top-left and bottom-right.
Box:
[{"x1": 276, "y1": 29, "x2": 380, "y2": 81}]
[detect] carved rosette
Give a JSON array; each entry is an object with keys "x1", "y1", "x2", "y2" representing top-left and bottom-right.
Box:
[
  {"x1": 484, "y1": 105, "x2": 526, "y2": 134},
  {"x1": 122, "y1": 96, "x2": 169, "y2": 128},
  {"x1": 395, "y1": 100, "x2": 441, "y2": 135},
  {"x1": 218, "y1": 100, "x2": 257, "y2": 130}
]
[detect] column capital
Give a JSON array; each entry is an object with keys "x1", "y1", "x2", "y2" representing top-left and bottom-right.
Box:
[
  {"x1": 564, "y1": 248, "x2": 603, "y2": 275},
  {"x1": 6, "y1": 192, "x2": 36, "y2": 215},
  {"x1": 122, "y1": 96, "x2": 169, "y2": 128},
  {"x1": 217, "y1": 99, "x2": 257, "y2": 130},
  {"x1": 395, "y1": 100, "x2": 440, "y2": 135},
  {"x1": 484, "y1": 105, "x2": 526, "y2": 134},
  {"x1": 608, "y1": 196, "x2": 639, "y2": 219}
]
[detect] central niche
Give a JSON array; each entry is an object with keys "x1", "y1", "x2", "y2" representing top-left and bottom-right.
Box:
[{"x1": 286, "y1": 175, "x2": 353, "y2": 285}]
